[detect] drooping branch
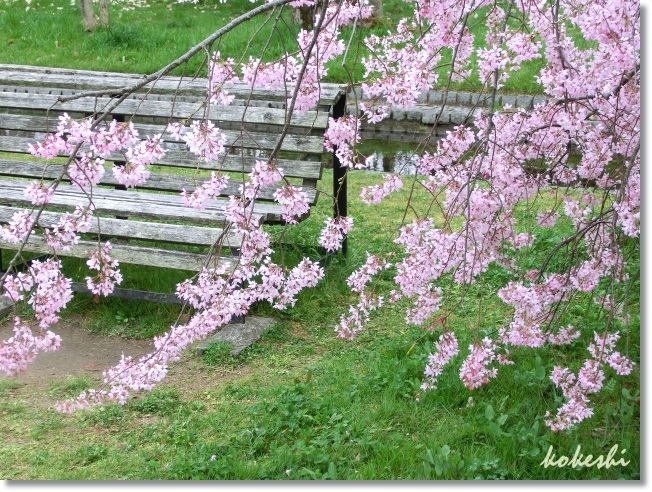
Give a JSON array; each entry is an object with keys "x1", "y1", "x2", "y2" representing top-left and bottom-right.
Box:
[{"x1": 59, "y1": 0, "x2": 298, "y2": 103}]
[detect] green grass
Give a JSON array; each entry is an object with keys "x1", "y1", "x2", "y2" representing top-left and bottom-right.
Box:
[
  {"x1": 1, "y1": 0, "x2": 268, "y2": 75},
  {"x1": 0, "y1": 0, "x2": 548, "y2": 92},
  {"x1": 48, "y1": 376, "x2": 95, "y2": 399},
  {"x1": 0, "y1": 0, "x2": 641, "y2": 481},
  {"x1": 0, "y1": 168, "x2": 641, "y2": 480}
]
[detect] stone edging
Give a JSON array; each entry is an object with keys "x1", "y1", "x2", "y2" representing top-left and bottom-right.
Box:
[{"x1": 345, "y1": 88, "x2": 550, "y2": 141}]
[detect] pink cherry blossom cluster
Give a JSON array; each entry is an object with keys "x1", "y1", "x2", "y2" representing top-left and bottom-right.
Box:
[
  {"x1": 319, "y1": 216, "x2": 353, "y2": 252},
  {"x1": 545, "y1": 331, "x2": 635, "y2": 431},
  {"x1": 25, "y1": 109, "x2": 164, "y2": 192},
  {"x1": 241, "y1": 56, "x2": 300, "y2": 92},
  {"x1": 23, "y1": 181, "x2": 55, "y2": 205},
  {"x1": 56, "y1": 197, "x2": 325, "y2": 411},
  {"x1": 91, "y1": 119, "x2": 141, "y2": 157},
  {"x1": 361, "y1": 19, "x2": 441, "y2": 113},
  {"x1": 67, "y1": 153, "x2": 106, "y2": 191},
  {"x1": 183, "y1": 120, "x2": 226, "y2": 163},
  {"x1": 44, "y1": 205, "x2": 94, "y2": 252},
  {"x1": 0, "y1": 317, "x2": 61, "y2": 376},
  {"x1": 346, "y1": 253, "x2": 391, "y2": 293},
  {"x1": 3, "y1": 258, "x2": 72, "y2": 330},
  {"x1": 28, "y1": 113, "x2": 139, "y2": 162},
  {"x1": 335, "y1": 291, "x2": 384, "y2": 341},
  {"x1": 208, "y1": 51, "x2": 238, "y2": 106},
  {"x1": 114, "y1": 134, "x2": 166, "y2": 188},
  {"x1": 272, "y1": 258, "x2": 324, "y2": 310},
  {"x1": 0, "y1": 210, "x2": 34, "y2": 244},
  {"x1": 209, "y1": 1, "x2": 371, "y2": 113},
  {"x1": 497, "y1": 276, "x2": 570, "y2": 349},
  {"x1": 458, "y1": 337, "x2": 501, "y2": 390},
  {"x1": 180, "y1": 172, "x2": 230, "y2": 211},
  {"x1": 323, "y1": 115, "x2": 362, "y2": 168},
  {"x1": 360, "y1": 174, "x2": 403, "y2": 205},
  {"x1": 273, "y1": 185, "x2": 310, "y2": 224},
  {"x1": 536, "y1": 210, "x2": 560, "y2": 228},
  {"x1": 249, "y1": 160, "x2": 284, "y2": 189},
  {"x1": 2, "y1": 0, "x2": 639, "y2": 431},
  {"x1": 421, "y1": 331, "x2": 459, "y2": 392},
  {"x1": 334, "y1": 0, "x2": 639, "y2": 431},
  {"x1": 85, "y1": 242, "x2": 123, "y2": 297}
]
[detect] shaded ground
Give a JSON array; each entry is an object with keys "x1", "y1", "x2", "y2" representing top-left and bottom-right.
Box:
[
  {"x1": 0, "y1": 316, "x2": 155, "y2": 384},
  {"x1": 0, "y1": 314, "x2": 259, "y2": 408}
]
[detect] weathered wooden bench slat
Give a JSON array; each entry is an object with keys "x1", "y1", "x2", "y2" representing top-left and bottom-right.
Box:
[
  {"x1": 0, "y1": 64, "x2": 346, "y2": 304},
  {"x1": 0, "y1": 206, "x2": 242, "y2": 248},
  {"x1": 0, "y1": 159, "x2": 319, "y2": 205},
  {"x1": 0, "y1": 93, "x2": 330, "y2": 129},
  {"x1": 0, "y1": 114, "x2": 327, "y2": 154},
  {"x1": 0, "y1": 235, "x2": 235, "y2": 272},
  {"x1": 0, "y1": 64, "x2": 344, "y2": 107},
  {"x1": 0, "y1": 178, "x2": 289, "y2": 225},
  {"x1": 0, "y1": 135, "x2": 324, "y2": 180}
]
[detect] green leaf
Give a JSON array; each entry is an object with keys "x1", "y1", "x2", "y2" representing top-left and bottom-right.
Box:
[
  {"x1": 488, "y1": 422, "x2": 504, "y2": 436},
  {"x1": 435, "y1": 462, "x2": 443, "y2": 477},
  {"x1": 327, "y1": 462, "x2": 337, "y2": 480},
  {"x1": 485, "y1": 404, "x2": 495, "y2": 421}
]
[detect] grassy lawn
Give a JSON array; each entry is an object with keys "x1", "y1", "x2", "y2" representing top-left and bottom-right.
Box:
[
  {"x1": 0, "y1": 169, "x2": 641, "y2": 480},
  {"x1": 0, "y1": 0, "x2": 545, "y2": 92},
  {"x1": 0, "y1": 0, "x2": 641, "y2": 481}
]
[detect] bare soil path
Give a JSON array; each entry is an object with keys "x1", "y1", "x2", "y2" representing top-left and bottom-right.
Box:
[
  {"x1": 0, "y1": 316, "x2": 155, "y2": 385},
  {"x1": 0, "y1": 314, "x2": 261, "y2": 409}
]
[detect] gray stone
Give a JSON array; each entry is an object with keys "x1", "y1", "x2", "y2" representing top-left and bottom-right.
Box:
[
  {"x1": 440, "y1": 92, "x2": 456, "y2": 106},
  {"x1": 421, "y1": 108, "x2": 442, "y2": 125},
  {"x1": 195, "y1": 316, "x2": 274, "y2": 357},
  {"x1": 406, "y1": 109, "x2": 423, "y2": 122},
  {"x1": 532, "y1": 95, "x2": 548, "y2": 107},
  {"x1": 455, "y1": 91, "x2": 472, "y2": 105},
  {"x1": 516, "y1": 95, "x2": 534, "y2": 109},
  {"x1": 349, "y1": 87, "x2": 363, "y2": 100},
  {"x1": 0, "y1": 296, "x2": 14, "y2": 319},
  {"x1": 416, "y1": 91, "x2": 428, "y2": 104},
  {"x1": 500, "y1": 94, "x2": 518, "y2": 108},
  {"x1": 439, "y1": 110, "x2": 452, "y2": 124},
  {"x1": 471, "y1": 93, "x2": 491, "y2": 107},
  {"x1": 428, "y1": 90, "x2": 443, "y2": 104},
  {"x1": 449, "y1": 108, "x2": 471, "y2": 124},
  {"x1": 346, "y1": 104, "x2": 362, "y2": 117},
  {"x1": 391, "y1": 108, "x2": 407, "y2": 121}
]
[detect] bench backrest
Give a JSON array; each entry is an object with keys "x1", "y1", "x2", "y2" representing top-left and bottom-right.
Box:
[{"x1": 0, "y1": 65, "x2": 344, "y2": 220}]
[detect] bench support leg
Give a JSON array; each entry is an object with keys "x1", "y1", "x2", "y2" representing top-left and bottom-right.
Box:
[{"x1": 332, "y1": 92, "x2": 348, "y2": 257}]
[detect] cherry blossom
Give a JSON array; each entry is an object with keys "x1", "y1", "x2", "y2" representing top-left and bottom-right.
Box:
[
  {"x1": 0, "y1": 0, "x2": 638, "y2": 432},
  {"x1": 85, "y1": 243, "x2": 123, "y2": 297},
  {"x1": 181, "y1": 172, "x2": 230, "y2": 211}
]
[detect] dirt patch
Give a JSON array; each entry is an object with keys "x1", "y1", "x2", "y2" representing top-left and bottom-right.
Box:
[
  {"x1": 0, "y1": 316, "x2": 155, "y2": 384},
  {"x1": 0, "y1": 314, "x2": 257, "y2": 406},
  {"x1": 289, "y1": 322, "x2": 310, "y2": 340}
]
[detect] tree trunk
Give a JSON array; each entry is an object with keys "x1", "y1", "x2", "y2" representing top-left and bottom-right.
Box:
[
  {"x1": 79, "y1": 0, "x2": 98, "y2": 32},
  {"x1": 292, "y1": 6, "x2": 314, "y2": 30},
  {"x1": 365, "y1": 0, "x2": 383, "y2": 27},
  {"x1": 99, "y1": 0, "x2": 110, "y2": 27}
]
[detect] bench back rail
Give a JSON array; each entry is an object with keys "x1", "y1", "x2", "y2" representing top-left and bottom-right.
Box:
[{"x1": 0, "y1": 65, "x2": 345, "y2": 303}]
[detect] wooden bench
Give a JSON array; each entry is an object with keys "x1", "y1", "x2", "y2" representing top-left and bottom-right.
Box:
[{"x1": 0, "y1": 64, "x2": 346, "y2": 305}]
